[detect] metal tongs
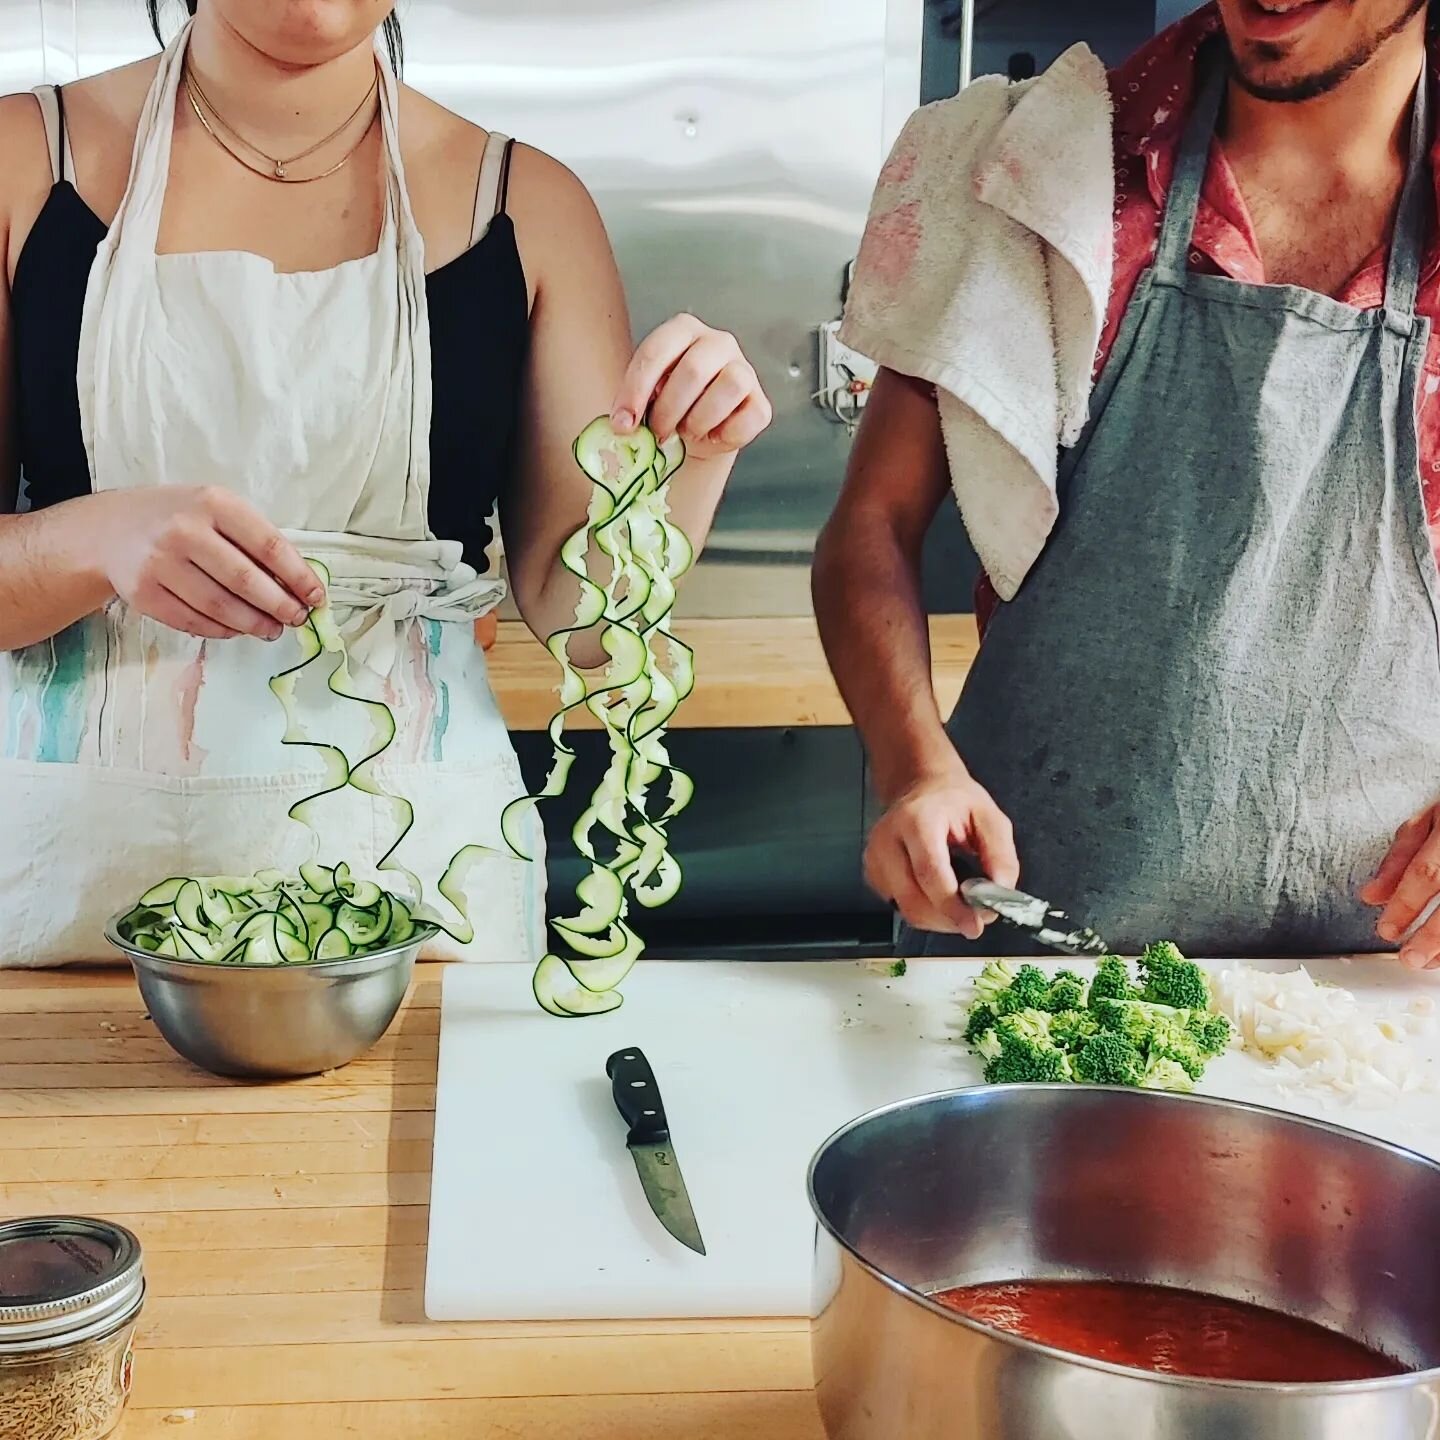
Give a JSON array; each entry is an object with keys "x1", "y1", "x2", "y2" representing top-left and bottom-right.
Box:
[{"x1": 952, "y1": 851, "x2": 1109, "y2": 958}]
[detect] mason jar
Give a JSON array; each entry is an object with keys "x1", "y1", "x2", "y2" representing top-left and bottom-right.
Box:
[{"x1": 0, "y1": 1218, "x2": 145, "y2": 1440}]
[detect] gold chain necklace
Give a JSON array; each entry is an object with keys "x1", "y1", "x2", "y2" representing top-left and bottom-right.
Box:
[{"x1": 184, "y1": 67, "x2": 378, "y2": 183}]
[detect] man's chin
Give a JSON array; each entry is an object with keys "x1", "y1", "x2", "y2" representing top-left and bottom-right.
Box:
[{"x1": 1229, "y1": 40, "x2": 1368, "y2": 101}]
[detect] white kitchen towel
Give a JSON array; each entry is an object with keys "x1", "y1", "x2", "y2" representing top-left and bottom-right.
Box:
[{"x1": 840, "y1": 44, "x2": 1115, "y2": 600}]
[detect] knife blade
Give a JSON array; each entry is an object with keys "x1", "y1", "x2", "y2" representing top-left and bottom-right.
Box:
[
  {"x1": 605, "y1": 1048, "x2": 706, "y2": 1257},
  {"x1": 951, "y1": 850, "x2": 1109, "y2": 957}
]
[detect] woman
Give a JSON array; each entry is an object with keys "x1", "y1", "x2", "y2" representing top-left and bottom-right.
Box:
[{"x1": 0, "y1": 0, "x2": 770, "y2": 965}]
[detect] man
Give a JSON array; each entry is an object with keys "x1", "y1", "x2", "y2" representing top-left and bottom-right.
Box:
[{"x1": 815, "y1": 0, "x2": 1440, "y2": 966}]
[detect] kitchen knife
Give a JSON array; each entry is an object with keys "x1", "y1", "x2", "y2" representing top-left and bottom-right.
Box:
[
  {"x1": 605, "y1": 1048, "x2": 706, "y2": 1257},
  {"x1": 951, "y1": 851, "x2": 1110, "y2": 957}
]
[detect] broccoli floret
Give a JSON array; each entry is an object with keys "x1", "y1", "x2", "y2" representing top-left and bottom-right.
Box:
[
  {"x1": 976, "y1": 1012, "x2": 1073, "y2": 1084},
  {"x1": 1139, "y1": 942, "x2": 1212, "y2": 1011},
  {"x1": 1185, "y1": 1011, "x2": 1232, "y2": 1058},
  {"x1": 974, "y1": 960, "x2": 1056, "y2": 1016},
  {"x1": 1091, "y1": 997, "x2": 1228, "y2": 1082},
  {"x1": 1048, "y1": 1008, "x2": 1101, "y2": 1050},
  {"x1": 1140, "y1": 1056, "x2": 1196, "y2": 1093},
  {"x1": 974, "y1": 960, "x2": 1020, "y2": 1007},
  {"x1": 966, "y1": 952, "x2": 1226, "y2": 1092},
  {"x1": 1092, "y1": 996, "x2": 1188, "y2": 1046},
  {"x1": 963, "y1": 1001, "x2": 1000, "y2": 1045},
  {"x1": 997, "y1": 964, "x2": 1052, "y2": 1015},
  {"x1": 1000, "y1": 1009, "x2": 1054, "y2": 1044},
  {"x1": 1044, "y1": 970, "x2": 1089, "y2": 1013},
  {"x1": 1071, "y1": 1030, "x2": 1145, "y2": 1085},
  {"x1": 1146, "y1": 1030, "x2": 1208, "y2": 1081},
  {"x1": 1088, "y1": 955, "x2": 1138, "y2": 1007},
  {"x1": 983, "y1": 1038, "x2": 1073, "y2": 1085}
]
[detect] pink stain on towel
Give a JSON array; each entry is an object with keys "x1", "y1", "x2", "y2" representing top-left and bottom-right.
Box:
[{"x1": 857, "y1": 199, "x2": 923, "y2": 292}]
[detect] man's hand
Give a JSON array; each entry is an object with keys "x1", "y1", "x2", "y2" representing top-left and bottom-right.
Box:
[
  {"x1": 1360, "y1": 802, "x2": 1440, "y2": 968},
  {"x1": 865, "y1": 762, "x2": 1020, "y2": 938}
]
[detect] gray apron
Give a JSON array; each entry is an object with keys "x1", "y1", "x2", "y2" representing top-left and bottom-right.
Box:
[{"x1": 906, "y1": 44, "x2": 1440, "y2": 958}]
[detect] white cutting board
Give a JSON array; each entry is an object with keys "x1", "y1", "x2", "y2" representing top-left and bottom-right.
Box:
[{"x1": 424, "y1": 958, "x2": 1440, "y2": 1322}]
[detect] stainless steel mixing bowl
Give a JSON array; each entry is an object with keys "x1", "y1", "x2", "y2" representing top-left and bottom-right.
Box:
[
  {"x1": 105, "y1": 916, "x2": 435, "y2": 1079},
  {"x1": 808, "y1": 1085, "x2": 1440, "y2": 1440}
]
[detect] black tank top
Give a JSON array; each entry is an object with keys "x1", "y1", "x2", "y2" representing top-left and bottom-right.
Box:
[{"x1": 11, "y1": 91, "x2": 528, "y2": 569}]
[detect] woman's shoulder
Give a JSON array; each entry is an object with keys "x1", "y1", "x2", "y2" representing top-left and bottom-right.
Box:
[
  {"x1": 0, "y1": 57, "x2": 153, "y2": 269},
  {"x1": 397, "y1": 86, "x2": 592, "y2": 209},
  {"x1": 399, "y1": 86, "x2": 607, "y2": 282},
  {"x1": 20, "y1": 57, "x2": 155, "y2": 160}
]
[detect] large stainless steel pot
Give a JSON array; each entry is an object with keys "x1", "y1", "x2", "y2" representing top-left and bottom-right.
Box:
[{"x1": 808, "y1": 1085, "x2": 1440, "y2": 1439}]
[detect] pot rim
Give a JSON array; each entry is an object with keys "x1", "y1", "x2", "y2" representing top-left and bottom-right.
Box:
[{"x1": 806, "y1": 1082, "x2": 1440, "y2": 1396}]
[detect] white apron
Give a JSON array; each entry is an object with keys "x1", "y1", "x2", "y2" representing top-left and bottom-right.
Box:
[{"x1": 0, "y1": 24, "x2": 545, "y2": 965}]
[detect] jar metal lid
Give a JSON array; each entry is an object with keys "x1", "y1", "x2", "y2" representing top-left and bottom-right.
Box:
[{"x1": 0, "y1": 1217, "x2": 144, "y2": 1351}]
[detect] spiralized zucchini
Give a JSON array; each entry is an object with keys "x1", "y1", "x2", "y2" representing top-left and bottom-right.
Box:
[
  {"x1": 117, "y1": 417, "x2": 695, "y2": 1008},
  {"x1": 116, "y1": 864, "x2": 421, "y2": 965},
  {"x1": 509, "y1": 417, "x2": 695, "y2": 1015}
]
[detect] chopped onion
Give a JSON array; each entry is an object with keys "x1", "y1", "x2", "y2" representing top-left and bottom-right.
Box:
[{"x1": 1214, "y1": 964, "x2": 1437, "y2": 1105}]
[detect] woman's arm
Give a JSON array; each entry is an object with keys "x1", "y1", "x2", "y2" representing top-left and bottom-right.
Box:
[
  {"x1": 0, "y1": 97, "x2": 322, "y2": 653},
  {"x1": 501, "y1": 145, "x2": 769, "y2": 663},
  {"x1": 0, "y1": 94, "x2": 119, "y2": 649}
]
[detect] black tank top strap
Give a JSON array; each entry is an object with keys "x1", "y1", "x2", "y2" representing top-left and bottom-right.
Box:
[
  {"x1": 497, "y1": 137, "x2": 515, "y2": 215},
  {"x1": 53, "y1": 85, "x2": 67, "y2": 180}
]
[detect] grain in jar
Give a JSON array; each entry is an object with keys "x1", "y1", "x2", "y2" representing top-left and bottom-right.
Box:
[{"x1": 0, "y1": 1218, "x2": 144, "y2": 1440}]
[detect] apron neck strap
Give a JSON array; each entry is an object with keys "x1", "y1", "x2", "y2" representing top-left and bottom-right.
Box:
[
  {"x1": 1154, "y1": 41, "x2": 1228, "y2": 282},
  {"x1": 1383, "y1": 62, "x2": 1431, "y2": 323},
  {"x1": 1157, "y1": 39, "x2": 1433, "y2": 324}
]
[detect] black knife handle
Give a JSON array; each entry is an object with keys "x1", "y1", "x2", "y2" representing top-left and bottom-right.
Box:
[{"x1": 605, "y1": 1048, "x2": 670, "y2": 1145}]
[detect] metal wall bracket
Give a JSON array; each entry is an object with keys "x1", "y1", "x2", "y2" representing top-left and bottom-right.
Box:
[{"x1": 815, "y1": 320, "x2": 878, "y2": 433}]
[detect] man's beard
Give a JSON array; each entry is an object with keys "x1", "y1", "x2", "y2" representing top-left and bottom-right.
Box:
[{"x1": 1230, "y1": 0, "x2": 1428, "y2": 101}]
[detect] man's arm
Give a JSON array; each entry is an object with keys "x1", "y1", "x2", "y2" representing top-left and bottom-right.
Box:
[
  {"x1": 812, "y1": 369, "x2": 1018, "y2": 936},
  {"x1": 813, "y1": 369, "x2": 954, "y2": 803}
]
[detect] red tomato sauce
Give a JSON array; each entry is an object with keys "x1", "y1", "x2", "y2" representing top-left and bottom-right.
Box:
[{"x1": 931, "y1": 1280, "x2": 1408, "y2": 1383}]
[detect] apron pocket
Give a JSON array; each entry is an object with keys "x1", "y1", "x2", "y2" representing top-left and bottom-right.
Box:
[
  {"x1": 0, "y1": 757, "x2": 545, "y2": 968},
  {"x1": 180, "y1": 772, "x2": 380, "y2": 881},
  {"x1": 0, "y1": 762, "x2": 185, "y2": 967}
]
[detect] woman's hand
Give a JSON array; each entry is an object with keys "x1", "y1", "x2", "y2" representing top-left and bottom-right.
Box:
[
  {"x1": 1361, "y1": 802, "x2": 1440, "y2": 968},
  {"x1": 96, "y1": 486, "x2": 324, "y2": 641},
  {"x1": 610, "y1": 313, "x2": 772, "y2": 458}
]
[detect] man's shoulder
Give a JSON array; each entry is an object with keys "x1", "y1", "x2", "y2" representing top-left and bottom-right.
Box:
[
  {"x1": 900, "y1": 75, "x2": 1015, "y2": 161},
  {"x1": 1108, "y1": 3, "x2": 1221, "y2": 159},
  {"x1": 896, "y1": 41, "x2": 1113, "y2": 176}
]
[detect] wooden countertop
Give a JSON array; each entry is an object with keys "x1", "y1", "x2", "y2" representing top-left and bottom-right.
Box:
[
  {"x1": 0, "y1": 965, "x2": 825, "y2": 1440},
  {"x1": 487, "y1": 614, "x2": 976, "y2": 731}
]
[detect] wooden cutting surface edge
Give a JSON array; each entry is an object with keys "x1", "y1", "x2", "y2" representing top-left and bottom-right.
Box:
[
  {"x1": 0, "y1": 964, "x2": 826, "y2": 1439},
  {"x1": 487, "y1": 614, "x2": 976, "y2": 731}
]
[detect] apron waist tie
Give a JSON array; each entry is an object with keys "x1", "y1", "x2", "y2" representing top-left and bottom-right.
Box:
[{"x1": 285, "y1": 529, "x2": 506, "y2": 677}]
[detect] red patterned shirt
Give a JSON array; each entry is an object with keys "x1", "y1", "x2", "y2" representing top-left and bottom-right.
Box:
[{"x1": 974, "y1": 2, "x2": 1440, "y2": 633}]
